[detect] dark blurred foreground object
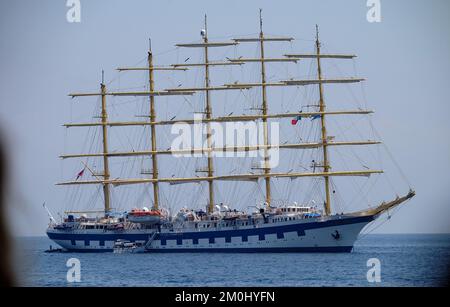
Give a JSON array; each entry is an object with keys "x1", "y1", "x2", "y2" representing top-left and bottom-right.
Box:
[{"x1": 0, "y1": 132, "x2": 14, "y2": 286}]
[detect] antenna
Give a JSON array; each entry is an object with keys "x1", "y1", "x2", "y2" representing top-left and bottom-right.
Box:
[
  {"x1": 315, "y1": 24, "x2": 320, "y2": 46},
  {"x1": 259, "y1": 8, "x2": 263, "y2": 33},
  {"x1": 204, "y1": 14, "x2": 208, "y2": 38},
  {"x1": 101, "y1": 69, "x2": 104, "y2": 84},
  {"x1": 149, "y1": 38, "x2": 152, "y2": 53}
]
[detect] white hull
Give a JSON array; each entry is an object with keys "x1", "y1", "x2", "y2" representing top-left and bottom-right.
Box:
[{"x1": 47, "y1": 215, "x2": 374, "y2": 253}]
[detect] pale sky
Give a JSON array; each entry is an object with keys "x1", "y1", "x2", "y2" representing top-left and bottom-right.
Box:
[{"x1": 0, "y1": 0, "x2": 449, "y2": 236}]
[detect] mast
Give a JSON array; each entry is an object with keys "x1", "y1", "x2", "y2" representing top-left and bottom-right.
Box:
[
  {"x1": 203, "y1": 15, "x2": 215, "y2": 214},
  {"x1": 113, "y1": 44, "x2": 190, "y2": 210},
  {"x1": 259, "y1": 9, "x2": 271, "y2": 208},
  {"x1": 58, "y1": 22, "x2": 405, "y2": 217},
  {"x1": 100, "y1": 72, "x2": 111, "y2": 213},
  {"x1": 148, "y1": 40, "x2": 160, "y2": 210},
  {"x1": 315, "y1": 25, "x2": 331, "y2": 216}
]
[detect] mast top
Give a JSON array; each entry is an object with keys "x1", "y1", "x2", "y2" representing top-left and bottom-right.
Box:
[
  {"x1": 259, "y1": 8, "x2": 263, "y2": 33},
  {"x1": 204, "y1": 14, "x2": 208, "y2": 38},
  {"x1": 315, "y1": 24, "x2": 321, "y2": 47}
]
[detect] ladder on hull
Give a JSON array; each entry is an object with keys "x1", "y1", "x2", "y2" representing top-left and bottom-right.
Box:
[{"x1": 144, "y1": 232, "x2": 158, "y2": 250}]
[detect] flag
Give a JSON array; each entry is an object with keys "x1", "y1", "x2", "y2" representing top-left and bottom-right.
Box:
[
  {"x1": 291, "y1": 115, "x2": 302, "y2": 125},
  {"x1": 76, "y1": 168, "x2": 85, "y2": 180}
]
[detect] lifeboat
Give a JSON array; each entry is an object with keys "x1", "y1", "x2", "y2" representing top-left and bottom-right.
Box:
[{"x1": 127, "y1": 207, "x2": 162, "y2": 225}]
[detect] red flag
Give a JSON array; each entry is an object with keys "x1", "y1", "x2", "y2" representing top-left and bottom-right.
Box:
[
  {"x1": 291, "y1": 115, "x2": 302, "y2": 125},
  {"x1": 76, "y1": 168, "x2": 85, "y2": 180}
]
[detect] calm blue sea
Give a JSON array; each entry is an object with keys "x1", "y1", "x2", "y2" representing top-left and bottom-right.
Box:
[{"x1": 14, "y1": 234, "x2": 449, "y2": 287}]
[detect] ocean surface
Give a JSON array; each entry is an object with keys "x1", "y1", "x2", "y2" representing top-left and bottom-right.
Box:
[{"x1": 14, "y1": 234, "x2": 450, "y2": 287}]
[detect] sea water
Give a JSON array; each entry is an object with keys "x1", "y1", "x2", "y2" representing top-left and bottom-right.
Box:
[{"x1": 14, "y1": 234, "x2": 450, "y2": 286}]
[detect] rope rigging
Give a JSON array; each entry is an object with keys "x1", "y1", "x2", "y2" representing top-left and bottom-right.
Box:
[{"x1": 59, "y1": 27, "x2": 412, "y2": 222}]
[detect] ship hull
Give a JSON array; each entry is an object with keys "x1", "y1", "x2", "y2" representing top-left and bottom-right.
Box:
[{"x1": 46, "y1": 215, "x2": 374, "y2": 253}]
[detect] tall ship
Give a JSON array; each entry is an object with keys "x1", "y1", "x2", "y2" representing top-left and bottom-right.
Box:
[{"x1": 46, "y1": 12, "x2": 415, "y2": 252}]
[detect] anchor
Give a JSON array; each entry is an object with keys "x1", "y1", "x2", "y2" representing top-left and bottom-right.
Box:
[{"x1": 331, "y1": 230, "x2": 341, "y2": 240}]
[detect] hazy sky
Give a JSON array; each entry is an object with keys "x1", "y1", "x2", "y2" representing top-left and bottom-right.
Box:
[{"x1": 0, "y1": 0, "x2": 449, "y2": 236}]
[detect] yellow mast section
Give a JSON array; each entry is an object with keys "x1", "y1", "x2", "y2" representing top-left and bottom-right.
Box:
[
  {"x1": 100, "y1": 74, "x2": 111, "y2": 214},
  {"x1": 259, "y1": 9, "x2": 272, "y2": 209},
  {"x1": 203, "y1": 15, "x2": 215, "y2": 214},
  {"x1": 315, "y1": 25, "x2": 331, "y2": 216},
  {"x1": 148, "y1": 42, "x2": 160, "y2": 210}
]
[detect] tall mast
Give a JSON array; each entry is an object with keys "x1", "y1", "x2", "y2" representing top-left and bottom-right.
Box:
[
  {"x1": 100, "y1": 72, "x2": 111, "y2": 213},
  {"x1": 259, "y1": 9, "x2": 271, "y2": 208},
  {"x1": 148, "y1": 40, "x2": 160, "y2": 210},
  {"x1": 315, "y1": 25, "x2": 331, "y2": 216},
  {"x1": 203, "y1": 14, "x2": 215, "y2": 214},
  {"x1": 59, "y1": 22, "x2": 402, "y2": 217}
]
